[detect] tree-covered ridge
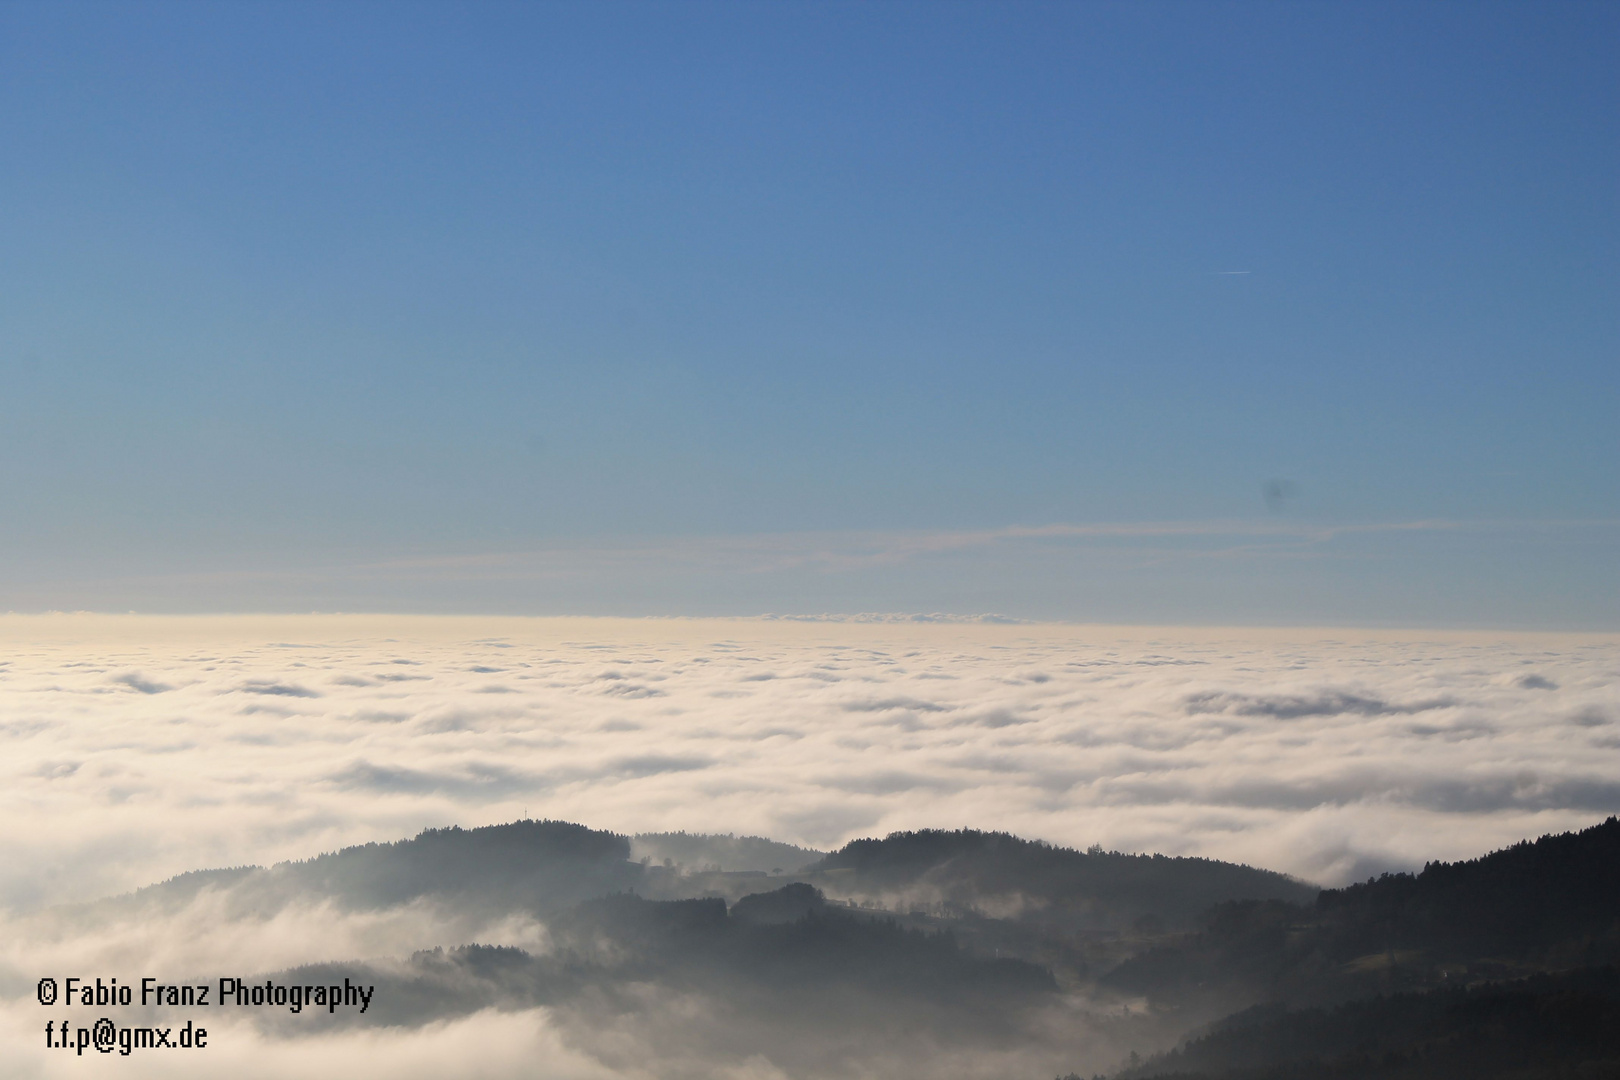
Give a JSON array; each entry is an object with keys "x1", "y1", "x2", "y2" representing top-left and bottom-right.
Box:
[
  {"x1": 811, "y1": 828, "x2": 1317, "y2": 931},
  {"x1": 94, "y1": 819, "x2": 641, "y2": 920},
  {"x1": 1112, "y1": 965, "x2": 1620, "y2": 1080},
  {"x1": 285, "y1": 819, "x2": 632, "y2": 890},
  {"x1": 264, "y1": 819, "x2": 642, "y2": 913},
  {"x1": 252, "y1": 883, "x2": 1057, "y2": 1042},
  {"x1": 630, "y1": 831, "x2": 825, "y2": 873},
  {"x1": 1105, "y1": 817, "x2": 1620, "y2": 1010},
  {"x1": 551, "y1": 885, "x2": 1058, "y2": 998},
  {"x1": 1315, "y1": 814, "x2": 1620, "y2": 962},
  {"x1": 65, "y1": 816, "x2": 1620, "y2": 1079},
  {"x1": 90, "y1": 821, "x2": 1325, "y2": 941}
]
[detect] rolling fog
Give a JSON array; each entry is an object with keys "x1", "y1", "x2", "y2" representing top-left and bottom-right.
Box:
[{"x1": 3, "y1": 615, "x2": 1616, "y2": 1078}]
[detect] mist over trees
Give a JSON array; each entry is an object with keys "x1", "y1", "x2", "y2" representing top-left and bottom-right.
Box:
[
  {"x1": 1097, "y1": 817, "x2": 1620, "y2": 1080},
  {"x1": 630, "y1": 832, "x2": 825, "y2": 874},
  {"x1": 1115, "y1": 966, "x2": 1620, "y2": 1080},
  {"x1": 217, "y1": 883, "x2": 1078, "y2": 1078},
  {"x1": 85, "y1": 819, "x2": 644, "y2": 922},
  {"x1": 808, "y1": 828, "x2": 1316, "y2": 931},
  {"x1": 32, "y1": 817, "x2": 1620, "y2": 1079},
  {"x1": 1106, "y1": 816, "x2": 1620, "y2": 1013}
]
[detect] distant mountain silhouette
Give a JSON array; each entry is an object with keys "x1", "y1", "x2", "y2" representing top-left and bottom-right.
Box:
[
  {"x1": 631, "y1": 832, "x2": 824, "y2": 873},
  {"x1": 1105, "y1": 816, "x2": 1620, "y2": 1010},
  {"x1": 1316, "y1": 814, "x2": 1620, "y2": 965},
  {"x1": 87, "y1": 821, "x2": 1313, "y2": 942},
  {"x1": 65, "y1": 816, "x2": 1620, "y2": 1080},
  {"x1": 552, "y1": 884, "x2": 1057, "y2": 998},
  {"x1": 95, "y1": 820, "x2": 641, "y2": 920},
  {"x1": 249, "y1": 882, "x2": 1059, "y2": 1063},
  {"x1": 732, "y1": 881, "x2": 826, "y2": 924},
  {"x1": 808, "y1": 828, "x2": 1317, "y2": 932},
  {"x1": 1112, "y1": 965, "x2": 1620, "y2": 1080}
]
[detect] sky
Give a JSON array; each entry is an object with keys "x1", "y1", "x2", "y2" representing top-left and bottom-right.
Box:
[
  {"x1": 3, "y1": 13, "x2": 1616, "y2": 1073},
  {"x1": 0, "y1": 1, "x2": 1616, "y2": 626}
]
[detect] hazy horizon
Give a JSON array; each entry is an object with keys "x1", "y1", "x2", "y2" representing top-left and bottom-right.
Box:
[
  {"x1": 2, "y1": 1, "x2": 1615, "y2": 629},
  {"x1": 5, "y1": 612, "x2": 1614, "y2": 1076},
  {"x1": 5, "y1": 614, "x2": 1614, "y2": 908},
  {"x1": 3, "y1": 2, "x2": 1615, "y2": 1075}
]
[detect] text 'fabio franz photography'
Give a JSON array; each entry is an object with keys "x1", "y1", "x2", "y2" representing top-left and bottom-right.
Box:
[{"x1": 34, "y1": 975, "x2": 377, "y2": 1057}]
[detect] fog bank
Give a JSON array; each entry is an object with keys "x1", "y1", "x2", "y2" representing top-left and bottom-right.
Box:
[{"x1": 4, "y1": 615, "x2": 1614, "y2": 912}]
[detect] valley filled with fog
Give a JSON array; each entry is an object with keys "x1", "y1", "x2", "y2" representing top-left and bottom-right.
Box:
[{"x1": 2, "y1": 615, "x2": 1616, "y2": 1078}]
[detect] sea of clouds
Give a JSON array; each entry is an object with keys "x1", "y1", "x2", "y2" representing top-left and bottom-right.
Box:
[
  {"x1": 2, "y1": 614, "x2": 1616, "y2": 1078},
  {"x1": 4, "y1": 614, "x2": 1615, "y2": 909}
]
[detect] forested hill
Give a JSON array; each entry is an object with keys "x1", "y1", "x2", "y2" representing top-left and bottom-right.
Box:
[
  {"x1": 808, "y1": 829, "x2": 1317, "y2": 931},
  {"x1": 1115, "y1": 965, "x2": 1620, "y2": 1080},
  {"x1": 1315, "y1": 814, "x2": 1620, "y2": 961},
  {"x1": 252, "y1": 883, "x2": 1059, "y2": 1048},
  {"x1": 1104, "y1": 816, "x2": 1620, "y2": 1010},
  {"x1": 630, "y1": 832, "x2": 825, "y2": 873},
  {"x1": 108, "y1": 820, "x2": 642, "y2": 918},
  {"x1": 275, "y1": 819, "x2": 637, "y2": 909}
]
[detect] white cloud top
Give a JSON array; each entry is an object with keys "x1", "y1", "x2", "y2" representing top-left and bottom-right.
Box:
[{"x1": 2, "y1": 615, "x2": 1614, "y2": 915}]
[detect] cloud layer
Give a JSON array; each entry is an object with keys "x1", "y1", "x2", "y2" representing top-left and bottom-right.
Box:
[
  {"x1": 1, "y1": 614, "x2": 1616, "y2": 1077},
  {"x1": 2, "y1": 614, "x2": 1615, "y2": 917}
]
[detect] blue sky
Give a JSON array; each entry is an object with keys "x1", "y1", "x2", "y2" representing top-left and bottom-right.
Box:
[{"x1": 1, "y1": 1, "x2": 1615, "y2": 625}]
